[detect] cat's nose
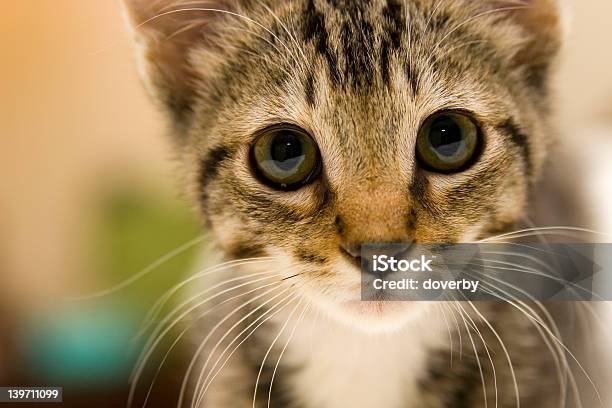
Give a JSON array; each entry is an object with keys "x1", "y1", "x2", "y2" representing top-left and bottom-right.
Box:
[
  {"x1": 339, "y1": 240, "x2": 415, "y2": 275},
  {"x1": 339, "y1": 241, "x2": 362, "y2": 262},
  {"x1": 339, "y1": 241, "x2": 366, "y2": 271}
]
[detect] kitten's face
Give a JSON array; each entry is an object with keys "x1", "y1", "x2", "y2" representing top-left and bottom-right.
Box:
[{"x1": 126, "y1": 0, "x2": 561, "y2": 329}]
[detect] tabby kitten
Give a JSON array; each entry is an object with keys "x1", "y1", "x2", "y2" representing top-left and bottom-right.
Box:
[{"x1": 124, "y1": 0, "x2": 602, "y2": 407}]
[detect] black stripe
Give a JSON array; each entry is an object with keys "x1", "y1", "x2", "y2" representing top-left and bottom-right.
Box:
[
  {"x1": 303, "y1": 0, "x2": 340, "y2": 84},
  {"x1": 340, "y1": 20, "x2": 375, "y2": 88},
  {"x1": 295, "y1": 248, "x2": 328, "y2": 264},
  {"x1": 496, "y1": 120, "x2": 532, "y2": 174},
  {"x1": 410, "y1": 172, "x2": 441, "y2": 215},
  {"x1": 405, "y1": 63, "x2": 419, "y2": 95},
  {"x1": 227, "y1": 241, "x2": 266, "y2": 259},
  {"x1": 446, "y1": 171, "x2": 500, "y2": 223},
  {"x1": 419, "y1": 348, "x2": 482, "y2": 408},
  {"x1": 229, "y1": 183, "x2": 307, "y2": 224},
  {"x1": 304, "y1": 73, "x2": 316, "y2": 107},
  {"x1": 380, "y1": 0, "x2": 404, "y2": 86},
  {"x1": 449, "y1": 171, "x2": 494, "y2": 198},
  {"x1": 200, "y1": 145, "x2": 234, "y2": 191},
  {"x1": 380, "y1": 41, "x2": 391, "y2": 85},
  {"x1": 382, "y1": 0, "x2": 404, "y2": 49},
  {"x1": 327, "y1": 0, "x2": 371, "y2": 14},
  {"x1": 445, "y1": 361, "x2": 481, "y2": 408},
  {"x1": 409, "y1": 172, "x2": 429, "y2": 201},
  {"x1": 406, "y1": 208, "x2": 418, "y2": 231},
  {"x1": 164, "y1": 93, "x2": 194, "y2": 126}
]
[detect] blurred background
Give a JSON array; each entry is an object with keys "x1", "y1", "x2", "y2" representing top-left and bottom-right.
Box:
[{"x1": 1, "y1": 0, "x2": 612, "y2": 406}]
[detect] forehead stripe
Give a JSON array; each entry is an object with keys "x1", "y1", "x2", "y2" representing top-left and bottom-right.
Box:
[
  {"x1": 304, "y1": 73, "x2": 316, "y2": 107},
  {"x1": 303, "y1": 0, "x2": 341, "y2": 84}
]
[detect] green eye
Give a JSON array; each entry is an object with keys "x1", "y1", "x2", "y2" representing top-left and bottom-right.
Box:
[
  {"x1": 250, "y1": 125, "x2": 321, "y2": 190},
  {"x1": 416, "y1": 112, "x2": 481, "y2": 173}
]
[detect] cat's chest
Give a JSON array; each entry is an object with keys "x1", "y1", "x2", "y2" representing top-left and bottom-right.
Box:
[{"x1": 279, "y1": 313, "x2": 448, "y2": 408}]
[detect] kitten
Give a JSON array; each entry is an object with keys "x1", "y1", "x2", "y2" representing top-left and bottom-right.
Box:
[{"x1": 124, "y1": 0, "x2": 604, "y2": 407}]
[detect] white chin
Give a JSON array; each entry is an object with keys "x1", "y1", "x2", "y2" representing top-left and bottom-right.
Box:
[{"x1": 320, "y1": 298, "x2": 429, "y2": 333}]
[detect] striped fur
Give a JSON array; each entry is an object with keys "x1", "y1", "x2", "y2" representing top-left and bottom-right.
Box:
[{"x1": 124, "y1": 1, "x2": 602, "y2": 407}]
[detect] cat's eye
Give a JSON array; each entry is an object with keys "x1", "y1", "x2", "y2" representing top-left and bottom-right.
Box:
[
  {"x1": 416, "y1": 112, "x2": 481, "y2": 173},
  {"x1": 250, "y1": 124, "x2": 321, "y2": 190}
]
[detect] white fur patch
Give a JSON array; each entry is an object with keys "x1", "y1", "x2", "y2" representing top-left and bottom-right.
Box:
[{"x1": 276, "y1": 306, "x2": 450, "y2": 408}]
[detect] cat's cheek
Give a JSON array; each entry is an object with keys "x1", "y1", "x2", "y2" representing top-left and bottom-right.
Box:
[{"x1": 459, "y1": 223, "x2": 489, "y2": 243}]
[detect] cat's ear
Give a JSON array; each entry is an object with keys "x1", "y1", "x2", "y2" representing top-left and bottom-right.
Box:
[
  {"x1": 478, "y1": 0, "x2": 567, "y2": 86},
  {"x1": 123, "y1": 1, "x2": 244, "y2": 121}
]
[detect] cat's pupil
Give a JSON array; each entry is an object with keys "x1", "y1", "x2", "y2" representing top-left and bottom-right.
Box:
[
  {"x1": 429, "y1": 116, "x2": 463, "y2": 157},
  {"x1": 271, "y1": 132, "x2": 305, "y2": 170}
]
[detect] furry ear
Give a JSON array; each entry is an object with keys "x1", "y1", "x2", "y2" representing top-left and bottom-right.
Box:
[
  {"x1": 123, "y1": 1, "x2": 241, "y2": 122},
  {"x1": 485, "y1": 0, "x2": 566, "y2": 86},
  {"x1": 499, "y1": 0, "x2": 564, "y2": 55}
]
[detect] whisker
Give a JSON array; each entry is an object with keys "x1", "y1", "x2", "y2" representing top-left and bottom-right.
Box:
[
  {"x1": 191, "y1": 274, "x2": 304, "y2": 398},
  {"x1": 466, "y1": 271, "x2": 601, "y2": 408},
  {"x1": 437, "y1": 303, "x2": 454, "y2": 366},
  {"x1": 445, "y1": 301, "x2": 464, "y2": 360},
  {"x1": 221, "y1": 26, "x2": 298, "y2": 79},
  {"x1": 137, "y1": 279, "x2": 288, "y2": 408},
  {"x1": 475, "y1": 282, "x2": 578, "y2": 408},
  {"x1": 134, "y1": 268, "x2": 281, "y2": 372},
  {"x1": 137, "y1": 8, "x2": 302, "y2": 69},
  {"x1": 268, "y1": 300, "x2": 311, "y2": 408},
  {"x1": 424, "y1": 0, "x2": 445, "y2": 31},
  {"x1": 257, "y1": 1, "x2": 310, "y2": 70},
  {"x1": 473, "y1": 254, "x2": 606, "y2": 344},
  {"x1": 194, "y1": 293, "x2": 302, "y2": 406},
  {"x1": 130, "y1": 269, "x2": 287, "y2": 406},
  {"x1": 455, "y1": 301, "x2": 499, "y2": 408},
  {"x1": 66, "y1": 235, "x2": 209, "y2": 301},
  {"x1": 452, "y1": 301, "x2": 489, "y2": 408},
  {"x1": 467, "y1": 264, "x2": 575, "y2": 405},
  {"x1": 136, "y1": 257, "x2": 276, "y2": 340},
  {"x1": 468, "y1": 302, "x2": 517, "y2": 408},
  {"x1": 479, "y1": 226, "x2": 612, "y2": 243},
  {"x1": 473, "y1": 256, "x2": 601, "y2": 301},
  {"x1": 192, "y1": 288, "x2": 300, "y2": 407},
  {"x1": 252, "y1": 297, "x2": 305, "y2": 408},
  {"x1": 483, "y1": 242, "x2": 567, "y2": 258},
  {"x1": 433, "y1": 5, "x2": 529, "y2": 51},
  {"x1": 176, "y1": 270, "x2": 299, "y2": 408}
]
